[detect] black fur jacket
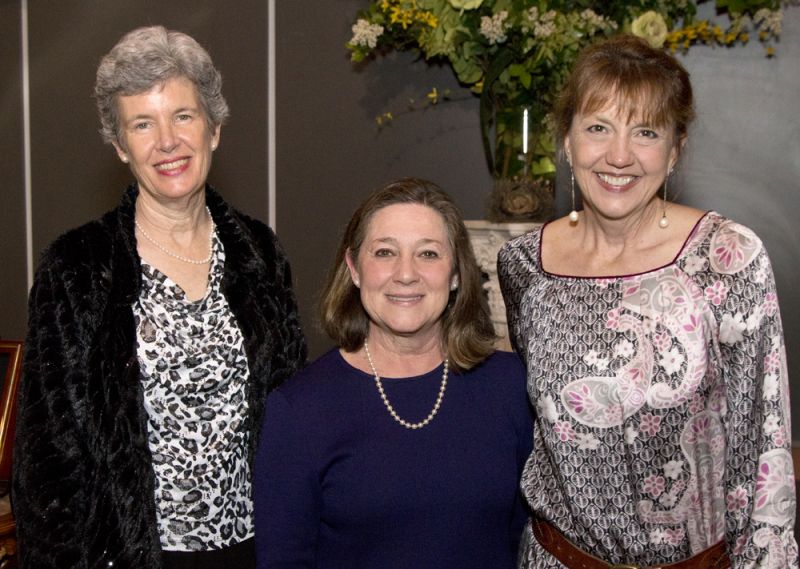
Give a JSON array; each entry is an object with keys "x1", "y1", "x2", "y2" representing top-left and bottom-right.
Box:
[{"x1": 12, "y1": 185, "x2": 307, "y2": 568}]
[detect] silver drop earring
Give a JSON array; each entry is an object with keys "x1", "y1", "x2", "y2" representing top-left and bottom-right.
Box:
[
  {"x1": 659, "y1": 171, "x2": 671, "y2": 229},
  {"x1": 568, "y1": 167, "x2": 579, "y2": 223}
]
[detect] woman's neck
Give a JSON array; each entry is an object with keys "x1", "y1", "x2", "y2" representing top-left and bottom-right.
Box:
[{"x1": 356, "y1": 326, "x2": 445, "y2": 378}]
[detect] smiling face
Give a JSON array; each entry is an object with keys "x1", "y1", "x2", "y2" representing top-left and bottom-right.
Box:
[
  {"x1": 113, "y1": 75, "x2": 220, "y2": 206},
  {"x1": 565, "y1": 99, "x2": 680, "y2": 225},
  {"x1": 346, "y1": 203, "x2": 456, "y2": 344}
]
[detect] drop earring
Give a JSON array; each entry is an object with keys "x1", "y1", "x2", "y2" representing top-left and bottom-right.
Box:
[
  {"x1": 659, "y1": 171, "x2": 671, "y2": 229},
  {"x1": 568, "y1": 167, "x2": 579, "y2": 223}
]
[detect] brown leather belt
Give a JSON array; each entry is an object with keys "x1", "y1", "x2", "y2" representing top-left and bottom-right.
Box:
[{"x1": 531, "y1": 517, "x2": 731, "y2": 569}]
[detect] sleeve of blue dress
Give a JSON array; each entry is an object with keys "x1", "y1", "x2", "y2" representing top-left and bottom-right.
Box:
[
  {"x1": 254, "y1": 389, "x2": 321, "y2": 569},
  {"x1": 712, "y1": 223, "x2": 798, "y2": 567}
]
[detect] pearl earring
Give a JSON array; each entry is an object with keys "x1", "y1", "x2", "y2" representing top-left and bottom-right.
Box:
[
  {"x1": 121, "y1": 156, "x2": 129, "y2": 163},
  {"x1": 568, "y1": 167, "x2": 579, "y2": 223},
  {"x1": 659, "y1": 171, "x2": 671, "y2": 229}
]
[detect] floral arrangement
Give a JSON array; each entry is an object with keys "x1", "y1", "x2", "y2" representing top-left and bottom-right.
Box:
[{"x1": 347, "y1": 0, "x2": 786, "y2": 221}]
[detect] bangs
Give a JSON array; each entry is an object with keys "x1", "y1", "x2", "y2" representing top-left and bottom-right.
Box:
[{"x1": 577, "y1": 76, "x2": 675, "y2": 130}]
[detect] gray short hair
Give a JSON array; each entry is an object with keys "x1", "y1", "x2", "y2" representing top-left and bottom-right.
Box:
[{"x1": 94, "y1": 26, "x2": 229, "y2": 147}]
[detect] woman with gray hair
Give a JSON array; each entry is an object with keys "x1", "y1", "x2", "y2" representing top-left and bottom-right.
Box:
[{"x1": 12, "y1": 26, "x2": 306, "y2": 569}]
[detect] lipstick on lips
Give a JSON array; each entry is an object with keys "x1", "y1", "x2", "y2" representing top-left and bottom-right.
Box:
[
  {"x1": 154, "y1": 156, "x2": 190, "y2": 176},
  {"x1": 596, "y1": 172, "x2": 637, "y2": 192}
]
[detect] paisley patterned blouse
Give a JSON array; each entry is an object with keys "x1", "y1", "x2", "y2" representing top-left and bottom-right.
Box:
[{"x1": 498, "y1": 212, "x2": 797, "y2": 568}]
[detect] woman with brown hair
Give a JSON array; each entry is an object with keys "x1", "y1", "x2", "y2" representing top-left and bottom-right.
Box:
[
  {"x1": 254, "y1": 178, "x2": 533, "y2": 568},
  {"x1": 499, "y1": 35, "x2": 797, "y2": 568}
]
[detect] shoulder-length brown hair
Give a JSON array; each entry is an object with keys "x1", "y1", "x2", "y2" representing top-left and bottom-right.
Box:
[{"x1": 319, "y1": 178, "x2": 496, "y2": 372}]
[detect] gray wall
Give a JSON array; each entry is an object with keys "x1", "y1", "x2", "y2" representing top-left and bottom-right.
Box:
[
  {"x1": 2, "y1": 2, "x2": 798, "y2": 438},
  {"x1": 0, "y1": 1, "x2": 27, "y2": 341},
  {"x1": 0, "y1": 0, "x2": 269, "y2": 343}
]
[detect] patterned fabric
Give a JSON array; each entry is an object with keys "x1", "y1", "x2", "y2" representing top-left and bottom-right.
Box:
[
  {"x1": 136, "y1": 231, "x2": 253, "y2": 550},
  {"x1": 498, "y1": 212, "x2": 798, "y2": 569}
]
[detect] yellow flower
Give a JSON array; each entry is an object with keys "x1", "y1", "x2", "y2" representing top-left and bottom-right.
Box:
[
  {"x1": 766, "y1": 46, "x2": 775, "y2": 57},
  {"x1": 448, "y1": 0, "x2": 483, "y2": 9},
  {"x1": 427, "y1": 87, "x2": 439, "y2": 104},
  {"x1": 389, "y1": 6, "x2": 413, "y2": 29},
  {"x1": 631, "y1": 11, "x2": 668, "y2": 48},
  {"x1": 375, "y1": 111, "x2": 394, "y2": 126},
  {"x1": 414, "y1": 10, "x2": 438, "y2": 28}
]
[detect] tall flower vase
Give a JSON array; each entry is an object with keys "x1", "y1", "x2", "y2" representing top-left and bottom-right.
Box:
[{"x1": 481, "y1": 103, "x2": 557, "y2": 223}]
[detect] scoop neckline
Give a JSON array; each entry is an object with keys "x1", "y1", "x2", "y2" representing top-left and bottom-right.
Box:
[
  {"x1": 335, "y1": 348, "x2": 446, "y2": 382},
  {"x1": 537, "y1": 211, "x2": 711, "y2": 280}
]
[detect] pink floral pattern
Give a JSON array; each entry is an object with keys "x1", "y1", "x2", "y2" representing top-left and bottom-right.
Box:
[
  {"x1": 704, "y1": 280, "x2": 729, "y2": 305},
  {"x1": 639, "y1": 414, "x2": 662, "y2": 437},
  {"x1": 553, "y1": 421, "x2": 575, "y2": 442},
  {"x1": 643, "y1": 474, "x2": 666, "y2": 497},
  {"x1": 727, "y1": 486, "x2": 748, "y2": 511},
  {"x1": 499, "y1": 212, "x2": 798, "y2": 568}
]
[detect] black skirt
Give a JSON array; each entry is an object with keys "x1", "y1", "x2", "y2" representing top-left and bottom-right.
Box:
[{"x1": 161, "y1": 538, "x2": 255, "y2": 569}]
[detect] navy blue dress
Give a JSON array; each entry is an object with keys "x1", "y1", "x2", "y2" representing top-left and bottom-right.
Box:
[{"x1": 254, "y1": 349, "x2": 533, "y2": 569}]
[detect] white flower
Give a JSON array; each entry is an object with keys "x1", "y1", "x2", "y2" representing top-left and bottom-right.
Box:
[
  {"x1": 580, "y1": 9, "x2": 604, "y2": 29},
  {"x1": 594, "y1": 356, "x2": 609, "y2": 371},
  {"x1": 659, "y1": 492, "x2": 677, "y2": 508},
  {"x1": 745, "y1": 306, "x2": 763, "y2": 331},
  {"x1": 720, "y1": 313, "x2": 746, "y2": 345},
  {"x1": 575, "y1": 433, "x2": 601, "y2": 451},
  {"x1": 537, "y1": 395, "x2": 559, "y2": 423},
  {"x1": 663, "y1": 459, "x2": 684, "y2": 479},
  {"x1": 763, "y1": 414, "x2": 780, "y2": 434},
  {"x1": 754, "y1": 8, "x2": 782, "y2": 35},
  {"x1": 625, "y1": 425, "x2": 639, "y2": 445},
  {"x1": 763, "y1": 373, "x2": 779, "y2": 400},
  {"x1": 350, "y1": 19, "x2": 384, "y2": 49},
  {"x1": 660, "y1": 347, "x2": 685, "y2": 376},
  {"x1": 650, "y1": 528, "x2": 667, "y2": 545},
  {"x1": 480, "y1": 11, "x2": 509, "y2": 45},
  {"x1": 584, "y1": 350, "x2": 599, "y2": 366},
  {"x1": 631, "y1": 11, "x2": 668, "y2": 48},
  {"x1": 613, "y1": 339, "x2": 634, "y2": 359},
  {"x1": 532, "y1": 10, "x2": 557, "y2": 38},
  {"x1": 449, "y1": 0, "x2": 483, "y2": 9},
  {"x1": 683, "y1": 254, "x2": 707, "y2": 275}
]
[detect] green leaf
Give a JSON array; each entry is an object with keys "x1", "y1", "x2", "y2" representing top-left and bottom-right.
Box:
[{"x1": 531, "y1": 156, "x2": 556, "y2": 176}]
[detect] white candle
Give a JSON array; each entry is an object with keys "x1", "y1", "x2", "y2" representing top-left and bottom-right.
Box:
[{"x1": 522, "y1": 108, "x2": 529, "y2": 155}]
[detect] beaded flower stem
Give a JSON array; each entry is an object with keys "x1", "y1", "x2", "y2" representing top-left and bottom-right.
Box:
[
  {"x1": 135, "y1": 206, "x2": 215, "y2": 264},
  {"x1": 363, "y1": 340, "x2": 448, "y2": 430}
]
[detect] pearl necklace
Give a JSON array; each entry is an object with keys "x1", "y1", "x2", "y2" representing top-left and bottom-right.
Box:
[
  {"x1": 363, "y1": 340, "x2": 448, "y2": 430},
  {"x1": 135, "y1": 207, "x2": 215, "y2": 265}
]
